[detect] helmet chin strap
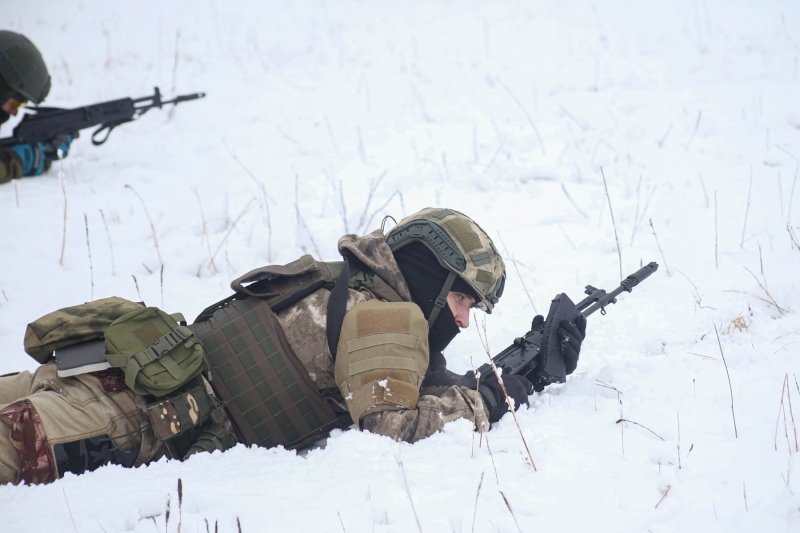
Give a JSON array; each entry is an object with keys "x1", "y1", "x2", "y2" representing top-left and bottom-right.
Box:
[{"x1": 427, "y1": 271, "x2": 457, "y2": 328}]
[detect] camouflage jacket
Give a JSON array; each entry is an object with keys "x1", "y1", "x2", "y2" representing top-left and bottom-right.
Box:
[
  {"x1": 275, "y1": 229, "x2": 488, "y2": 442},
  {"x1": 0, "y1": 148, "x2": 22, "y2": 185}
]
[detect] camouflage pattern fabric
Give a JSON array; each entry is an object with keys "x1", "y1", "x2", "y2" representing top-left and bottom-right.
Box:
[
  {"x1": 388, "y1": 208, "x2": 506, "y2": 312},
  {"x1": 360, "y1": 385, "x2": 489, "y2": 443},
  {"x1": 24, "y1": 296, "x2": 143, "y2": 363},
  {"x1": 277, "y1": 230, "x2": 489, "y2": 443},
  {"x1": 338, "y1": 229, "x2": 413, "y2": 302},
  {"x1": 0, "y1": 399, "x2": 56, "y2": 484}
]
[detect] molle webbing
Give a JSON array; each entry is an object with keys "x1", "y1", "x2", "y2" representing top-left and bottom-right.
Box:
[{"x1": 191, "y1": 298, "x2": 338, "y2": 450}]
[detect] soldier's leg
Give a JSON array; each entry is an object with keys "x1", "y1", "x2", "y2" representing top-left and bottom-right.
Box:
[
  {"x1": 0, "y1": 420, "x2": 19, "y2": 483},
  {"x1": 0, "y1": 363, "x2": 160, "y2": 485},
  {"x1": 0, "y1": 366, "x2": 45, "y2": 406}
]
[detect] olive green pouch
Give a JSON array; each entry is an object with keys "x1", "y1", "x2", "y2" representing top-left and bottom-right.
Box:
[{"x1": 104, "y1": 307, "x2": 209, "y2": 397}]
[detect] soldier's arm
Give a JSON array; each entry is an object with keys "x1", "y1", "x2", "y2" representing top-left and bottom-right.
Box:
[{"x1": 359, "y1": 385, "x2": 488, "y2": 443}]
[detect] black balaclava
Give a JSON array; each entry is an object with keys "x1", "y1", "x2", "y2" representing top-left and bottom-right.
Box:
[
  {"x1": 0, "y1": 77, "x2": 12, "y2": 125},
  {"x1": 393, "y1": 242, "x2": 478, "y2": 355}
]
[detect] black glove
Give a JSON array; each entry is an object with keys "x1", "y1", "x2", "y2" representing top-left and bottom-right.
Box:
[
  {"x1": 478, "y1": 372, "x2": 532, "y2": 423},
  {"x1": 559, "y1": 315, "x2": 586, "y2": 375}
]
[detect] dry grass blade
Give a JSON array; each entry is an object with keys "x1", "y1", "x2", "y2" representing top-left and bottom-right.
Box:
[
  {"x1": 741, "y1": 166, "x2": 753, "y2": 247},
  {"x1": 125, "y1": 184, "x2": 164, "y2": 267},
  {"x1": 497, "y1": 231, "x2": 537, "y2": 313},
  {"x1": 192, "y1": 187, "x2": 218, "y2": 274},
  {"x1": 601, "y1": 167, "x2": 623, "y2": 281},
  {"x1": 499, "y1": 491, "x2": 522, "y2": 533},
  {"x1": 210, "y1": 198, "x2": 257, "y2": 265},
  {"x1": 63, "y1": 488, "x2": 78, "y2": 532},
  {"x1": 615, "y1": 418, "x2": 665, "y2": 441},
  {"x1": 498, "y1": 79, "x2": 546, "y2": 157},
  {"x1": 485, "y1": 435, "x2": 499, "y2": 484},
  {"x1": 743, "y1": 266, "x2": 786, "y2": 314},
  {"x1": 654, "y1": 485, "x2": 672, "y2": 509},
  {"x1": 471, "y1": 472, "x2": 484, "y2": 533},
  {"x1": 475, "y1": 315, "x2": 537, "y2": 471},
  {"x1": 561, "y1": 182, "x2": 588, "y2": 219},
  {"x1": 84, "y1": 214, "x2": 94, "y2": 300},
  {"x1": 397, "y1": 459, "x2": 423, "y2": 533},
  {"x1": 59, "y1": 174, "x2": 69, "y2": 266},
  {"x1": 99, "y1": 209, "x2": 116, "y2": 276},
  {"x1": 714, "y1": 324, "x2": 738, "y2": 438},
  {"x1": 649, "y1": 218, "x2": 671, "y2": 277}
]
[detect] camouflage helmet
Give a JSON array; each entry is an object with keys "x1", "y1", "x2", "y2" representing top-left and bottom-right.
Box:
[
  {"x1": 387, "y1": 208, "x2": 506, "y2": 319},
  {"x1": 0, "y1": 31, "x2": 51, "y2": 104}
]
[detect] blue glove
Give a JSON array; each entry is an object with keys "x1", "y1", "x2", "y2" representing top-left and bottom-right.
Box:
[{"x1": 10, "y1": 133, "x2": 74, "y2": 176}]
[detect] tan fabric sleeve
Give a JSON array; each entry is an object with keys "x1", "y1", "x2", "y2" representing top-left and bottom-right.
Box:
[
  {"x1": 0, "y1": 148, "x2": 22, "y2": 184},
  {"x1": 360, "y1": 385, "x2": 489, "y2": 443}
]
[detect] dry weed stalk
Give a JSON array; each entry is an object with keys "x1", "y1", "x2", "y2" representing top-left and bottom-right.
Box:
[
  {"x1": 654, "y1": 485, "x2": 672, "y2": 509},
  {"x1": 475, "y1": 314, "x2": 537, "y2": 471},
  {"x1": 714, "y1": 190, "x2": 719, "y2": 269},
  {"x1": 132, "y1": 275, "x2": 143, "y2": 301},
  {"x1": 714, "y1": 324, "x2": 738, "y2": 438},
  {"x1": 698, "y1": 173, "x2": 709, "y2": 208},
  {"x1": 788, "y1": 165, "x2": 798, "y2": 221},
  {"x1": 59, "y1": 173, "x2": 68, "y2": 266},
  {"x1": 774, "y1": 374, "x2": 799, "y2": 453},
  {"x1": 485, "y1": 435, "x2": 499, "y2": 483},
  {"x1": 99, "y1": 210, "x2": 116, "y2": 275},
  {"x1": 168, "y1": 29, "x2": 180, "y2": 120},
  {"x1": 471, "y1": 472, "x2": 484, "y2": 533},
  {"x1": 497, "y1": 231, "x2": 537, "y2": 313},
  {"x1": 677, "y1": 413, "x2": 682, "y2": 469},
  {"x1": 222, "y1": 141, "x2": 274, "y2": 261},
  {"x1": 192, "y1": 187, "x2": 218, "y2": 274},
  {"x1": 743, "y1": 266, "x2": 786, "y2": 314},
  {"x1": 125, "y1": 184, "x2": 164, "y2": 267},
  {"x1": 787, "y1": 224, "x2": 800, "y2": 250},
  {"x1": 63, "y1": 488, "x2": 78, "y2": 532},
  {"x1": 177, "y1": 478, "x2": 183, "y2": 533},
  {"x1": 337, "y1": 510, "x2": 345, "y2": 532},
  {"x1": 397, "y1": 459, "x2": 424, "y2": 533},
  {"x1": 84, "y1": 214, "x2": 94, "y2": 300},
  {"x1": 294, "y1": 176, "x2": 323, "y2": 258},
  {"x1": 743, "y1": 482, "x2": 748, "y2": 512},
  {"x1": 14, "y1": 180, "x2": 19, "y2": 207},
  {"x1": 685, "y1": 110, "x2": 702, "y2": 149},
  {"x1": 498, "y1": 79, "x2": 546, "y2": 157},
  {"x1": 649, "y1": 218, "x2": 671, "y2": 277},
  {"x1": 601, "y1": 167, "x2": 623, "y2": 281},
  {"x1": 560, "y1": 182, "x2": 588, "y2": 219},
  {"x1": 615, "y1": 418, "x2": 665, "y2": 441},
  {"x1": 596, "y1": 380, "x2": 624, "y2": 455},
  {"x1": 499, "y1": 491, "x2": 522, "y2": 533},
  {"x1": 209, "y1": 198, "x2": 257, "y2": 265},
  {"x1": 741, "y1": 166, "x2": 753, "y2": 247}
]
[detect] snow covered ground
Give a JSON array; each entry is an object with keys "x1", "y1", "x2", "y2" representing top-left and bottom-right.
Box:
[{"x1": 1, "y1": 0, "x2": 799, "y2": 531}]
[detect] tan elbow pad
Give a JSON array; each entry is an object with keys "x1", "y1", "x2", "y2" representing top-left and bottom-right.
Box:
[{"x1": 334, "y1": 300, "x2": 429, "y2": 424}]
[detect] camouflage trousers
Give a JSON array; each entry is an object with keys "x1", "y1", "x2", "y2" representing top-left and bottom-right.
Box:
[{"x1": 0, "y1": 362, "x2": 160, "y2": 485}]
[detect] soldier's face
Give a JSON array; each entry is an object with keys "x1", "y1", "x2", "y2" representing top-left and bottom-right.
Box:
[{"x1": 447, "y1": 291, "x2": 475, "y2": 329}]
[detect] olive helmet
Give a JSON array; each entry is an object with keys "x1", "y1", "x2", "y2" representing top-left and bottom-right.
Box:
[
  {"x1": 0, "y1": 31, "x2": 51, "y2": 105},
  {"x1": 386, "y1": 207, "x2": 506, "y2": 325}
]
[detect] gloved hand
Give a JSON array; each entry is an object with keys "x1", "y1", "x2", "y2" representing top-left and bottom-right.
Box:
[
  {"x1": 559, "y1": 314, "x2": 586, "y2": 375},
  {"x1": 478, "y1": 372, "x2": 532, "y2": 423},
  {"x1": 10, "y1": 133, "x2": 74, "y2": 176}
]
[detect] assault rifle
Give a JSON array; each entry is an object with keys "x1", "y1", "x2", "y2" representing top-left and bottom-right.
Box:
[
  {"x1": 457, "y1": 262, "x2": 659, "y2": 392},
  {"x1": 0, "y1": 87, "x2": 205, "y2": 148}
]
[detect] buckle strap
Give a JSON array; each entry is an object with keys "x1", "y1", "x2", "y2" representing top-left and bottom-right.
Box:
[
  {"x1": 129, "y1": 326, "x2": 194, "y2": 365},
  {"x1": 427, "y1": 271, "x2": 457, "y2": 327}
]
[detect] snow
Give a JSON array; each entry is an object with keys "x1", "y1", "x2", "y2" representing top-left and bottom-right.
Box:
[{"x1": 1, "y1": 0, "x2": 800, "y2": 531}]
